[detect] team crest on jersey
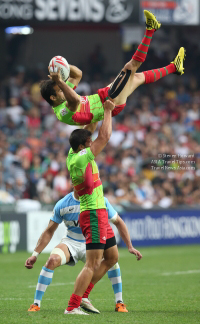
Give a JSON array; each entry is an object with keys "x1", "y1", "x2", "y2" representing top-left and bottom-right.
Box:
[
  {"x1": 80, "y1": 96, "x2": 89, "y2": 104},
  {"x1": 61, "y1": 108, "x2": 68, "y2": 116},
  {"x1": 79, "y1": 149, "x2": 87, "y2": 156}
]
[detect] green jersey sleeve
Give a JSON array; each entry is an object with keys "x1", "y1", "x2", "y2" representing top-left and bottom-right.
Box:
[
  {"x1": 66, "y1": 80, "x2": 76, "y2": 90},
  {"x1": 75, "y1": 148, "x2": 95, "y2": 168}
]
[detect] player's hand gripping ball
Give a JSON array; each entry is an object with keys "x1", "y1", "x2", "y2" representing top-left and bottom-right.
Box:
[{"x1": 49, "y1": 56, "x2": 70, "y2": 81}]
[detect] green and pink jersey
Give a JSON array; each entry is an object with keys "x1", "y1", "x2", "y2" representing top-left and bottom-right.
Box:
[
  {"x1": 53, "y1": 81, "x2": 104, "y2": 126},
  {"x1": 66, "y1": 147, "x2": 106, "y2": 213},
  {"x1": 52, "y1": 81, "x2": 125, "y2": 126}
]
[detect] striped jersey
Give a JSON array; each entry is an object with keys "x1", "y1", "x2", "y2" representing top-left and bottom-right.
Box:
[{"x1": 51, "y1": 192, "x2": 118, "y2": 243}]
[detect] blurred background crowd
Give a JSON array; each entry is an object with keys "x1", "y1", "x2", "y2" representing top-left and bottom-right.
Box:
[{"x1": 0, "y1": 27, "x2": 200, "y2": 210}]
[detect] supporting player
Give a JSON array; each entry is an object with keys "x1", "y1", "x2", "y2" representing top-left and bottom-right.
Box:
[
  {"x1": 25, "y1": 192, "x2": 134, "y2": 313},
  {"x1": 64, "y1": 100, "x2": 142, "y2": 315},
  {"x1": 40, "y1": 10, "x2": 185, "y2": 126}
]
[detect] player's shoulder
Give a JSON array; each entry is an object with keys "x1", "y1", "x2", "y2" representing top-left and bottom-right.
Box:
[
  {"x1": 53, "y1": 101, "x2": 66, "y2": 111},
  {"x1": 78, "y1": 148, "x2": 89, "y2": 156},
  {"x1": 77, "y1": 148, "x2": 94, "y2": 161},
  {"x1": 54, "y1": 192, "x2": 77, "y2": 214},
  {"x1": 55, "y1": 192, "x2": 80, "y2": 216},
  {"x1": 73, "y1": 148, "x2": 93, "y2": 164}
]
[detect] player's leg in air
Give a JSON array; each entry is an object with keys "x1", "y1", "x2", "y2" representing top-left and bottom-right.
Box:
[{"x1": 100, "y1": 10, "x2": 185, "y2": 112}]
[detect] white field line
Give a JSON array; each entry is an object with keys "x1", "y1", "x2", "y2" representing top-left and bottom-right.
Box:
[
  {"x1": 28, "y1": 282, "x2": 74, "y2": 288},
  {"x1": 0, "y1": 298, "x2": 53, "y2": 300},
  {"x1": 162, "y1": 270, "x2": 200, "y2": 276}
]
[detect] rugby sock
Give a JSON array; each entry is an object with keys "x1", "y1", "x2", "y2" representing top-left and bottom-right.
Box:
[
  {"x1": 34, "y1": 266, "x2": 54, "y2": 307},
  {"x1": 107, "y1": 263, "x2": 123, "y2": 303},
  {"x1": 82, "y1": 282, "x2": 94, "y2": 298},
  {"x1": 132, "y1": 29, "x2": 155, "y2": 63},
  {"x1": 143, "y1": 63, "x2": 176, "y2": 84},
  {"x1": 67, "y1": 294, "x2": 82, "y2": 311}
]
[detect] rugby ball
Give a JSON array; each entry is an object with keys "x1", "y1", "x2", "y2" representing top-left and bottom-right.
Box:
[{"x1": 49, "y1": 56, "x2": 70, "y2": 81}]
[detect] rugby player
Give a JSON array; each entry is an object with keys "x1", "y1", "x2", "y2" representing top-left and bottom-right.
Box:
[
  {"x1": 25, "y1": 191, "x2": 134, "y2": 313},
  {"x1": 40, "y1": 10, "x2": 185, "y2": 126},
  {"x1": 65, "y1": 100, "x2": 142, "y2": 315}
]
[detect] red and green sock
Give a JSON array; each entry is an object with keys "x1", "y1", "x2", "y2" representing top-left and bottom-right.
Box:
[
  {"x1": 143, "y1": 63, "x2": 176, "y2": 84},
  {"x1": 66, "y1": 282, "x2": 94, "y2": 311},
  {"x1": 67, "y1": 294, "x2": 82, "y2": 311},
  {"x1": 132, "y1": 29, "x2": 155, "y2": 63},
  {"x1": 82, "y1": 282, "x2": 94, "y2": 299}
]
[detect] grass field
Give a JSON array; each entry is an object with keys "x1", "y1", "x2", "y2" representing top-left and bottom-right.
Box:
[{"x1": 0, "y1": 245, "x2": 200, "y2": 324}]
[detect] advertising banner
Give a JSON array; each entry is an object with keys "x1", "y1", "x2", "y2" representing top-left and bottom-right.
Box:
[
  {"x1": 27, "y1": 211, "x2": 66, "y2": 253},
  {"x1": 0, "y1": 212, "x2": 27, "y2": 253},
  {"x1": 0, "y1": 0, "x2": 139, "y2": 25},
  {"x1": 120, "y1": 209, "x2": 200, "y2": 247},
  {"x1": 140, "y1": 0, "x2": 199, "y2": 25}
]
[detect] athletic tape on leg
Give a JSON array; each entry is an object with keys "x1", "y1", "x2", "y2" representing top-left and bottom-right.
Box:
[
  {"x1": 108, "y1": 70, "x2": 131, "y2": 99},
  {"x1": 50, "y1": 248, "x2": 66, "y2": 266}
]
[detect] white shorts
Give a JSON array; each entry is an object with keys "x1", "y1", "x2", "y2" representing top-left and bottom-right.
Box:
[{"x1": 60, "y1": 236, "x2": 86, "y2": 266}]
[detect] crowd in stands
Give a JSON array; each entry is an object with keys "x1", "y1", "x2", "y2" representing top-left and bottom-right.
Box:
[{"x1": 0, "y1": 33, "x2": 200, "y2": 209}]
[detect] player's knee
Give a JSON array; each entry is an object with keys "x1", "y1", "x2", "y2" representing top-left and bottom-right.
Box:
[
  {"x1": 124, "y1": 59, "x2": 141, "y2": 73},
  {"x1": 105, "y1": 250, "x2": 118, "y2": 268},
  {"x1": 45, "y1": 254, "x2": 61, "y2": 270},
  {"x1": 86, "y1": 258, "x2": 101, "y2": 272},
  {"x1": 109, "y1": 254, "x2": 118, "y2": 267}
]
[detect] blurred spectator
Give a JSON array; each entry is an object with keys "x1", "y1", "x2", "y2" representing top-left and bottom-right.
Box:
[{"x1": 88, "y1": 45, "x2": 106, "y2": 79}]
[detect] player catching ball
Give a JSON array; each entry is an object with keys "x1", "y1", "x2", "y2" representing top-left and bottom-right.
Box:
[{"x1": 40, "y1": 10, "x2": 185, "y2": 126}]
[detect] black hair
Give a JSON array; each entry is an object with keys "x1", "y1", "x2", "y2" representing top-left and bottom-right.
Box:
[
  {"x1": 69, "y1": 129, "x2": 92, "y2": 151},
  {"x1": 40, "y1": 80, "x2": 56, "y2": 105}
]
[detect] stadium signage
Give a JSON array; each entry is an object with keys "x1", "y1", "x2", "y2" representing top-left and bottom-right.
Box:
[
  {"x1": 0, "y1": 0, "x2": 138, "y2": 24},
  {"x1": 139, "y1": 0, "x2": 200, "y2": 25},
  {"x1": 0, "y1": 213, "x2": 27, "y2": 253},
  {"x1": 121, "y1": 210, "x2": 200, "y2": 246}
]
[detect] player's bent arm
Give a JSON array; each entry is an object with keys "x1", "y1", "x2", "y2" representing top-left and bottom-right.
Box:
[
  {"x1": 90, "y1": 100, "x2": 114, "y2": 157},
  {"x1": 49, "y1": 67, "x2": 80, "y2": 112},
  {"x1": 25, "y1": 220, "x2": 59, "y2": 269},
  {"x1": 57, "y1": 80, "x2": 80, "y2": 112},
  {"x1": 113, "y1": 215, "x2": 132, "y2": 250},
  {"x1": 113, "y1": 215, "x2": 142, "y2": 261},
  {"x1": 68, "y1": 65, "x2": 82, "y2": 87},
  {"x1": 34, "y1": 220, "x2": 59, "y2": 253},
  {"x1": 83, "y1": 121, "x2": 98, "y2": 134}
]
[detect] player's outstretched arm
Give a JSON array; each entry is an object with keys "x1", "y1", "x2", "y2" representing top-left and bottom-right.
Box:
[
  {"x1": 90, "y1": 100, "x2": 114, "y2": 157},
  {"x1": 68, "y1": 65, "x2": 82, "y2": 87},
  {"x1": 113, "y1": 215, "x2": 142, "y2": 261},
  {"x1": 25, "y1": 220, "x2": 59, "y2": 269},
  {"x1": 48, "y1": 67, "x2": 80, "y2": 112}
]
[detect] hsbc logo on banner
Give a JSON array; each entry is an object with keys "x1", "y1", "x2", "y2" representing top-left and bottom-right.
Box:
[{"x1": 0, "y1": 0, "x2": 134, "y2": 23}]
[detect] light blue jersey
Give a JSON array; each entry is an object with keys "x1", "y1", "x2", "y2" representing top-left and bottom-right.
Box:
[{"x1": 51, "y1": 192, "x2": 118, "y2": 243}]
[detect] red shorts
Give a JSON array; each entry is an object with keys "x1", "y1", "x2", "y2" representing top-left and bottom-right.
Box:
[
  {"x1": 79, "y1": 209, "x2": 115, "y2": 245},
  {"x1": 98, "y1": 86, "x2": 126, "y2": 117}
]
